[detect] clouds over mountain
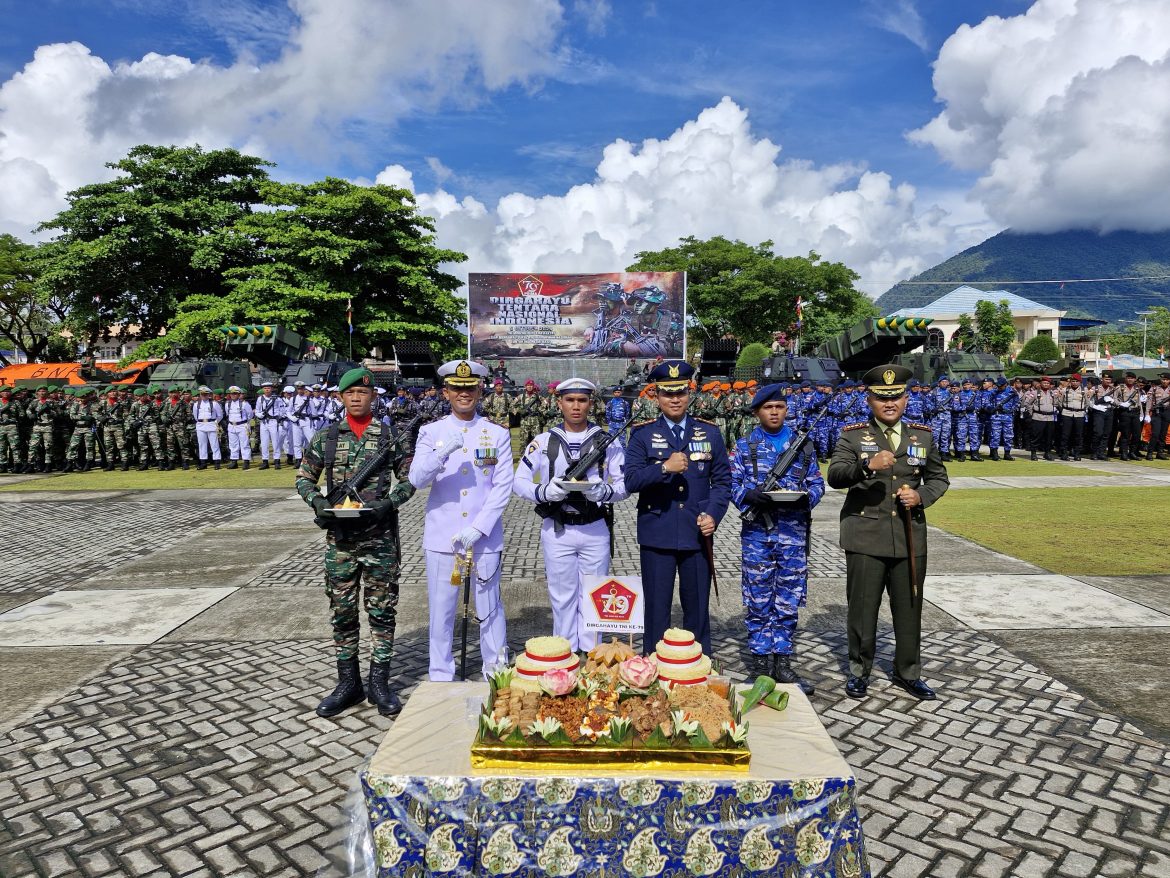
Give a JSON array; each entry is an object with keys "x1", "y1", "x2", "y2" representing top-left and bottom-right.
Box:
[{"x1": 910, "y1": 0, "x2": 1170, "y2": 233}]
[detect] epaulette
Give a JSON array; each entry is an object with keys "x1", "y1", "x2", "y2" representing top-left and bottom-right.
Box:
[
  {"x1": 907, "y1": 422, "x2": 933, "y2": 432},
  {"x1": 842, "y1": 422, "x2": 868, "y2": 432},
  {"x1": 630, "y1": 420, "x2": 655, "y2": 430},
  {"x1": 694, "y1": 418, "x2": 719, "y2": 427}
]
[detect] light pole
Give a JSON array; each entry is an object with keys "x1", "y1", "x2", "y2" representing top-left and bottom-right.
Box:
[{"x1": 1138, "y1": 310, "x2": 1154, "y2": 364}]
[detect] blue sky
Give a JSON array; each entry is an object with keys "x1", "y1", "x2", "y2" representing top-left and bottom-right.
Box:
[{"x1": 1, "y1": 0, "x2": 1166, "y2": 292}]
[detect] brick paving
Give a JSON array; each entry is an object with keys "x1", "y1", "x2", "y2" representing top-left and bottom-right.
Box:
[{"x1": 1, "y1": 488, "x2": 1168, "y2": 877}]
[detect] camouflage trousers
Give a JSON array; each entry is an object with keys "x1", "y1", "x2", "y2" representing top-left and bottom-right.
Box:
[
  {"x1": 137, "y1": 423, "x2": 163, "y2": 462},
  {"x1": 0, "y1": 424, "x2": 20, "y2": 467},
  {"x1": 28, "y1": 425, "x2": 53, "y2": 463},
  {"x1": 324, "y1": 530, "x2": 401, "y2": 663},
  {"x1": 102, "y1": 424, "x2": 126, "y2": 463},
  {"x1": 161, "y1": 423, "x2": 188, "y2": 463},
  {"x1": 66, "y1": 426, "x2": 95, "y2": 462},
  {"x1": 519, "y1": 416, "x2": 542, "y2": 446},
  {"x1": 740, "y1": 536, "x2": 808, "y2": 656}
]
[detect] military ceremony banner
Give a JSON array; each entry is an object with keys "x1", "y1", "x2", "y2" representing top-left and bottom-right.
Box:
[{"x1": 467, "y1": 272, "x2": 686, "y2": 359}]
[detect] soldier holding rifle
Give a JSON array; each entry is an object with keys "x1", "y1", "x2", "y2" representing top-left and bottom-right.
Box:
[
  {"x1": 296, "y1": 368, "x2": 416, "y2": 719},
  {"x1": 828, "y1": 364, "x2": 949, "y2": 702}
]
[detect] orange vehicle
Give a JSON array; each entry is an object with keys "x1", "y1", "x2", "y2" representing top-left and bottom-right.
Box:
[{"x1": 0, "y1": 360, "x2": 157, "y2": 387}]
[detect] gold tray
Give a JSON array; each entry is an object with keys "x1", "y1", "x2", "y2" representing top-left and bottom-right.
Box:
[{"x1": 471, "y1": 740, "x2": 750, "y2": 772}]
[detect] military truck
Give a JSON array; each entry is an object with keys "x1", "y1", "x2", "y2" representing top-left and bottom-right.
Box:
[
  {"x1": 145, "y1": 359, "x2": 253, "y2": 393},
  {"x1": 894, "y1": 349, "x2": 1006, "y2": 384},
  {"x1": 219, "y1": 324, "x2": 356, "y2": 389}
]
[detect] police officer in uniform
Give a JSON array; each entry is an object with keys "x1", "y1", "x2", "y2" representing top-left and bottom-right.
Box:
[
  {"x1": 297, "y1": 368, "x2": 415, "y2": 718},
  {"x1": 409, "y1": 360, "x2": 513, "y2": 681},
  {"x1": 828, "y1": 364, "x2": 950, "y2": 701},
  {"x1": 514, "y1": 378, "x2": 629, "y2": 652},
  {"x1": 1145, "y1": 373, "x2": 1170, "y2": 460},
  {"x1": 623, "y1": 360, "x2": 731, "y2": 655}
]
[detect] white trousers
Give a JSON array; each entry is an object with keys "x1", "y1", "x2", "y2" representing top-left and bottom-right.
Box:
[
  {"x1": 540, "y1": 518, "x2": 610, "y2": 652},
  {"x1": 425, "y1": 550, "x2": 507, "y2": 682},
  {"x1": 227, "y1": 424, "x2": 252, "y2": 460},
  {"x1": 292, "y1": 420, "x2": 315, "y2": 458},
  {"x1": 279, "y1": 422, "x2": 293, "y2": 455},
  {"x1": 196, "y1": 425, "x2": 221, "y2": 460},
  {"x1": 259, "y1": 422, "x2": 281, "y2": 460}
]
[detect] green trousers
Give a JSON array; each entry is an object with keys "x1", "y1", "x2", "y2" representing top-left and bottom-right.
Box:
[{"x1": 844, "y1": 551, "x2": 927, "y2": 680}]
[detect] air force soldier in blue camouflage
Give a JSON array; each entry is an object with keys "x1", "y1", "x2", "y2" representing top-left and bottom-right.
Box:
[{"x1": 730, "y1": 383, "x2": 825, "y2": 693}]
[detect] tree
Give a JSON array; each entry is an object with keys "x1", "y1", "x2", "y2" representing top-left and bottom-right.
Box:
[
  {"x1": 0, "y1": 235, "x2": 72, "y2": 364},
  {"x1": 1017, "y1": 334, "x2": 1061, "y2": 365},
  {"x1": 1100, "y1": 306, "x2": 1170, "y2": 359},
  {"x1": 627, "y1": 236, "x2": 876, "y2": 352},
  {"x1": 974, "y1": 299, "x2": 1016, "y2": 357},
  {"x1": 36, "y1": 145, "x2": 273, "y2": 349},
  {"x1": 736, "y1": 342, "x2": 770, "y2": 370},
  {"x1": 949, "y1": 314, "x2": 974, "y2": 350},
  {"x1": 139, "y1": 178, "x2": 467, "y2": 358}
]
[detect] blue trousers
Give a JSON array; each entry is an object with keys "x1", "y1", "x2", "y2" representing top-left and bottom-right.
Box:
[
  {"x1": 639, "y1": 547, "x2": 711, "y2": 656},
  {"x1": 740, "y1": 540, "x2": 807, "y2": 655}
]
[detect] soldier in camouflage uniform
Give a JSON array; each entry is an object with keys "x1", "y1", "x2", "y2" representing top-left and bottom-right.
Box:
[
  {"x1": 97, "y1": 387, "x2": 129, "y2": 470},
  {"x1": 482, "y1": 379, "x2": 512, "y2": 429},
  {"x1": 130, "y1": 387, "x2": 164, "y2": 470},
  {"x1": 297, "y1": 367, "x2": 415, "y2": 719},
  {"x1": 27, "y1": 386, "x2": 57, "y2": 472},
  {"x1": 0, "y1": 385, "x2": 21, "y2": 473},
  {"x1": 159, "y1": 387, "x2": 192, "y2": 470},
  {"x1": 65, "y1": 387, "x2": 99, "y2": 471},
  {"x1": 512, "y1": 380, "x2": 544, "y2": 445}
]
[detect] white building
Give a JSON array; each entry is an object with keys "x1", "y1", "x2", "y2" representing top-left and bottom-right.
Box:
[{"x1": 890, "y1": 285, "x2": 1064, "y2": 354}]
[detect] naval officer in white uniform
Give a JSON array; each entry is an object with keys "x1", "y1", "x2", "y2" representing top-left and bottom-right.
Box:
[
  {"x1": 513, "y1": 378, "x2": 628, "y2": 652},
  {"x1": 408, "y1": 359, "x2": 513, "y2": 680}
]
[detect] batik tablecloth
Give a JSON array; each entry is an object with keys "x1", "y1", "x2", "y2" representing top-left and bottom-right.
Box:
[{"x1": 360, "y1": 682, "x2": 869, "y2": 877}]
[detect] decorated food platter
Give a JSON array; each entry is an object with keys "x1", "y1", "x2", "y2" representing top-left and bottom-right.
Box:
[{"x1": 471, "y1": 630, "x2": 754, "y2": 771}]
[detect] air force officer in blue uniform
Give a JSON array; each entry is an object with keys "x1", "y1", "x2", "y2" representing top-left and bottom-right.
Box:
[{"x1": 624, "y1": 361, "x2": 731, "y2": 655}]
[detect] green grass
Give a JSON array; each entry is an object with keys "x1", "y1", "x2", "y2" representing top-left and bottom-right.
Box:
[
  {"x1": 1126, "y1": 457, "x2": 1170, "y2": 470},
  {"x1": 0, "y1": 464, "x2": 298, "y2": 492},
  {"x1": 928, "y1": 487, "x2": 1170, "y2": 575},
  {"x1": 816, "y1": 459, "x2": 1115, "y2": 478}
]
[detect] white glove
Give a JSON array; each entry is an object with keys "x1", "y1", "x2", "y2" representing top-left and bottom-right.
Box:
[
  {"x1": 452, "y1": 526, "x2": 482, "y2": 550},
  {"x1": 1144, "y1": 415, "x2": 1151, "y2": 423},
  {"x1": 542, "y1": 481, "x2": 569, "y2": 502},
  {"x1": 584, "y1": 483, "x2": 610, "y2": 502},
  {"x1": 439, "y1": 433, "x2": 464, "y2": 460},
  {"x1": 1103, "y1": 395, "x2": 1114, "y2": 404}
]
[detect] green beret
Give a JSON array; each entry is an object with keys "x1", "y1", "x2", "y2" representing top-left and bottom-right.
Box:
[
  {"x1": 133, "y1": 387, "x2": 147, "y2": 396},
  {"x1": 62, "y1": 387, "x2": 75, "y2": 396},
  {"x1": 338, "y1": 367, "x2": 376, "y2": 393},
  {"x1": 36, "y1": 384, "x2": 49, "y2": 392}
]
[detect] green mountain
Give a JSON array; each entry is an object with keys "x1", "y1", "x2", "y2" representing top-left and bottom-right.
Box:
[{"x1": 875, "y1": 230, "x2": 1170, "y2": 323}]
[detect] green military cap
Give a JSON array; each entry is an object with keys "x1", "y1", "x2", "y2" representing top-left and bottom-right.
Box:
[
  {"x1": 861, "y1": 364, "x2": 912, "y2": 399},
  {"x1": 338, "y1": 367, "x2": 376, "y2": 393},
  {"x1": 36, "y1": 384, "x2": 49, "y2": 392},
  {"x1": 0, "y1": 385, "x2": 11, "y2": 393},
  {"x1": 214, "y1": 387, "x2": 226, "y2": 395},
  {"x1": 133, "y1": 387, "x2": 148, "y2": 396},
  {"x1": 62, "y1": 386, "x2": 75, "y2": 396}
]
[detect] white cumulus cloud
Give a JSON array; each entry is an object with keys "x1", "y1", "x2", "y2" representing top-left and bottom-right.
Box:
[
  {"x1": 394, "y1": 98, "x2": 993, "y2": 293},
  {"x1": 0, "y1": 0, "x2": 565, "y2": 236},
  {"x1": 910, "y1": 0, "x2": 1170, "y2": 233}
]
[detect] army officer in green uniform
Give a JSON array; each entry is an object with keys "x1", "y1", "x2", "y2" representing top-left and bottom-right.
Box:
[{"x1": 828, "y1": 364, "x2": 949, "y2": 701}]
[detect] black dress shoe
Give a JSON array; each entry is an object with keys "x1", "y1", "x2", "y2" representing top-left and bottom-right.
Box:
[
  {"x1": 891, "y1": 676, "x2": 937, "y2": 701},
  {"x1": 845, "y1": 676, "x2": 869, "y2": 699}
]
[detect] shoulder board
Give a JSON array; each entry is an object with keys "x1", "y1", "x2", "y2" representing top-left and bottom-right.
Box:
[
  {"x1": 842, "y1": 422, "x2": 868, "y2": 432},
  {"x1": 630, "y1": 420, "x2": 656, "y2": 429},
  {"x1": 907, "y1": 422, "x2": 932, "y2": 432},
  {"x1": 694, "y1": 418, "x2": 718, "y2": 426}
]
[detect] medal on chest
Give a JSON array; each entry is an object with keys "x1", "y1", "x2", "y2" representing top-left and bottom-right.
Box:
[
  {"x1": 475, "y1": 429, "x2": 498, "y2": 467},
  {"x1": 688, "y1": 440, "x2": 712, "y2": 461}
]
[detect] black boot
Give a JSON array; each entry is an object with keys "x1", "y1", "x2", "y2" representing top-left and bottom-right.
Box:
[
  {"x1": 227, "y1": 460, "x2": 238, "y2": 470},
  {"x1": 367, "y1": 662, "x2": 402, "y2": 717},
  {"x1": 1030, "y1": 451, "x2": 1038, "y2": 461},
  {"x1": 243, "y1": 460, "x2": 250, "y2": 470},
  {"x1": 316, "y1": 658, "x2": 365, "y2": 718},
  {"x1": 989, "y1": 449, "x2": 999, "y2": 461},
  {"x1": 197, "y1": 460, "x2": 207, "y2": 470},
  {"x1": 1044, "y1": 452, "x2": 1055, "y2": 461},
  {"x1": 214, "y1": 461, "x2": 221, "y2": 470},
  {"x1": 138, "y1": 462, "x2": 149, "y2": 471},
  {"x1": 275, "y1": 459, "x2": 282, "y2": 470},
  {"x1": 747, "y1": 653, "x2": 772, "y2": 678},
  {"x1": 121, "y1": 462, "x2": 130, "y2": 471},
  {"x1": 941, "y1": 452, "x2": 951, "y2": 462},
  {"x1": 968, "y1": 452, "x2": 983, "y2": 461},
  {"x1": 1003, "y1": 451, "x2": 1014, "y2": 460},
  {"x1": 772, "y1": 655, "x2": 814, "y2": 696},
  {"x1": 258, "y1": 460, "x2": 269, "y2": 470}
]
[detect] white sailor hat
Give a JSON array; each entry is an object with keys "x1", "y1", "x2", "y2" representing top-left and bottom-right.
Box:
[
  {"x1": 328, "y1": 385, "x2": 339, "y2": 392},
  {"x1": 438, "y1": 359, "x2": 489, "y2": 388},
  {"x1": 260, "y1": 380, "x2": 274, "y2": 388},
  {"x1": 294, "y1": 380, "x2": 307, "y2": 388},
  {"x1": 197, "y1": 385, "x2": 212, "y2": 394},
  {"x1": 376, "y1": 386, "x2": 386, "y2": 395},
  {"x1": 227, "y1": 385, "x2": 243, "y2": 393},
  {"x1": 555, "y1": 377, "x2": 597, "y2": 395},
  {"x1": 282, "y1": 385, "x2": 295, "y2": 393}
]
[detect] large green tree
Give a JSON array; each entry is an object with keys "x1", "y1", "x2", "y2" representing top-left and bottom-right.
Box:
[
  {"x1": 36, "y1": 144, "x2": 273, "y2": 349},
  {"x1": 0, "y1": 234, "x2": 71, "y2": 364},
  {"x1": 626, "y1": 235, "x2": 876, "y2": 352},
  {"x1": 974, "y1": 299, "x2": 1016, "y2": 357},
  {"x1": 140, "y1": 178, "x2": 467, "y2": 358}
]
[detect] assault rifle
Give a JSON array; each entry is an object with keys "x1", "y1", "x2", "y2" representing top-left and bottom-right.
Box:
[
  {"x1": 741, "y1": 407, "x2": 828, "y2": 531},
  {"x1": 324, "y1": 415, "x2": 420, "y2": 507},
  {"x1": 562, "y1": 411, "x2": 636, "y2": 482}
]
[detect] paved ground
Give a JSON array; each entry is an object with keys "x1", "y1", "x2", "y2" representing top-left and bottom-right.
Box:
[{"x1": 1, "y1": 464, "x2": 1168, "y2": 877}]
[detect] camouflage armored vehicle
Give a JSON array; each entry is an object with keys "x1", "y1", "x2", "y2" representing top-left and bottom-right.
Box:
[
  {"x1": 219, "y1": 324, "x2": 355, "y2": 388},
  {"x1": 146, "y1": 359, "x2": 253, "y2": 393}
]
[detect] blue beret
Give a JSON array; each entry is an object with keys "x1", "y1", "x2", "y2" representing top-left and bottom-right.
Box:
[
  {"x1": 750, "y1": 383, "x2": 787, "y2": 410},
  {"x1": 996, "y1": 376, "x2": 1007, "y2": 385}
]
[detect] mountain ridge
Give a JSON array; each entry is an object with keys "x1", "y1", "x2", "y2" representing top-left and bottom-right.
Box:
[{"x1": 874, "y1": 230, "x2": 1170, "y2": 323}]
